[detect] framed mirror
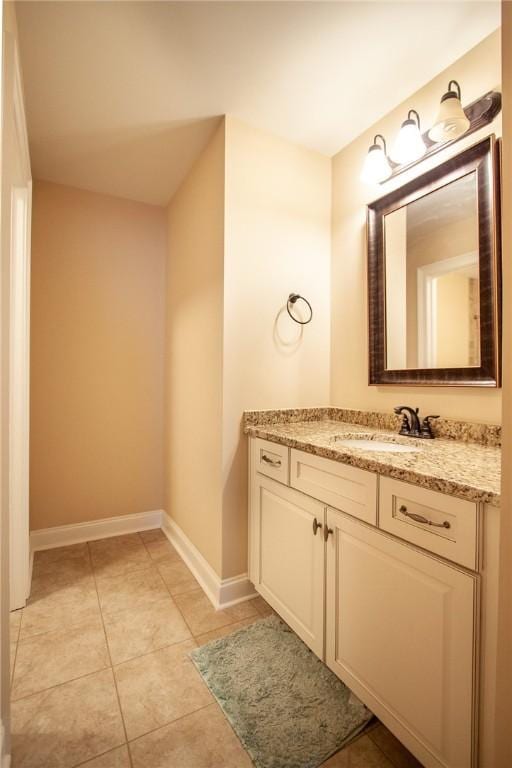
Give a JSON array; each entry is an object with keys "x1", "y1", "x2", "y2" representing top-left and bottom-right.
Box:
[{"x1": 367, "y1": 135, "x2": 501, "y2": 387}]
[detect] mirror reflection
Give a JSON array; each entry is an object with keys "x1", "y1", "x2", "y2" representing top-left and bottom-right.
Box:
[{"x1": 384, "y1": 173, "x2": 480, "y2": 370}]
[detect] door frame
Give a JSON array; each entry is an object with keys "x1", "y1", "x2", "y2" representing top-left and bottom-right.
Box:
[
  {"x1": 7, "y1": 32, "x2": 31, "y2": 610},
  {"x1": 417, "y1": 251, "x2": 479, "y2": 368}
]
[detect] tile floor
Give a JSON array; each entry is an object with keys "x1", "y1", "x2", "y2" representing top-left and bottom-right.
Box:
[{"x1": 10, "y1": 529, "x2": 422, "y2": 768}]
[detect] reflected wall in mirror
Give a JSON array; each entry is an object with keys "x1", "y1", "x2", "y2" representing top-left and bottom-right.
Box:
[
  {"x1": 368, "y1": 135, "x2": 500, "y2": 387},
  {"x1": 385, "y1": 174, "x2": 480, "y2": 370}
]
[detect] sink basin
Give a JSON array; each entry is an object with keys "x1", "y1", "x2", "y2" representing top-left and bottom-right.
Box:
[
  {"x1": 336, "y1": 439, "x2": 419, "y2": 453},
  {"x1": 332, "y1": 433, "x2": 421, "y2": 454}
]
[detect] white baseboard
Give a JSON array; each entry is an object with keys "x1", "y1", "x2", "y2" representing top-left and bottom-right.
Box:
[
  {"x1": 218, "y1": 572, "x2": 257, "y2": 609},
  {"x1": 29, "y1": 509, "x2": 255, "y2": 612},
  {"x1": 161, "y1": 513, "x2": 256, "y2": 610},
  {"x1": 30, "y1": 510, "x2": 164, "y2": 552}
]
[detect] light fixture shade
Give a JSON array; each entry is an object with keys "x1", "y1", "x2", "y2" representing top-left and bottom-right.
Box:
[
  {"x1": 428, "y1": 87, "x2": 470, "y2": 143},
  {"x1": 361, "y1": 135, "x2": 392, "y2": 184},
  {"x1": 390, "y1": 111, "x2": 426, "y2": 165}
]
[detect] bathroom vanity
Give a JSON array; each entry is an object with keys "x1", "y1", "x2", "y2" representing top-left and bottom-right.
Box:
[{"x1": 245, "y1": 409, "x2": 501, "y2": 768}]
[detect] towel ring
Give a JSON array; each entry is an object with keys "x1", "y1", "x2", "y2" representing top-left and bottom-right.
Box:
[{"x1": 286, "y1": 293, "x2": 313, "y2": 325}]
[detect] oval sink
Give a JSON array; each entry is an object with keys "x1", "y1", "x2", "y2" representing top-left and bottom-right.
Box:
[
  {"x1": 332, "y1": 433, "x2": 421, "y2": 453},
  {"x1": 336, "y1": 438, "x2": 419, "y2": 453}
]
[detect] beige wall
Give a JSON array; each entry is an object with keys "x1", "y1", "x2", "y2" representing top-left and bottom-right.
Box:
[
  {"x1": 165, "y1": 121, "x2": 225, "y2": 576},
  {"x1": 164, "y1": 117, "x2": 330, "y2": 580},
  {"x1": 222, "y1": 117, "x2": 331, "y2": 577},
  {"x1": 331, "y1": 30, "x2": 502, "y2": 423},
  {"x1": 495, "y1": 3, "x2": 512, "y2": 763},
  {"x1": 30, "y1": 181, "x2": 166, "y2": 530}
]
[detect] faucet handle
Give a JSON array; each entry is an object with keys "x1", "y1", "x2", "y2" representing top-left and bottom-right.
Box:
[{"x1": 421, "y1": 415, "x2": 439, "y2": 438}]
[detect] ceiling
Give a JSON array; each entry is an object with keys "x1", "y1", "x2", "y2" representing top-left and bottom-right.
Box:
[
  {"x1": 16, "y1": 1, "x2": 500, "y2": 206},
  {"x1": 407, "y1": 172, "x2": 478, "y2": 242}
]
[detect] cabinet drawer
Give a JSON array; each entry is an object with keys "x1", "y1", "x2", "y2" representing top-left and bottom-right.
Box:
[
  {"x1": 251, "y1": 438, "x2": 289, "y2": 484},
  {"x1": 290, "y1": 449, "x2": 377, "y2": 525},
  {"x1": 379, "y1": 477, "x2": 479, "y2": 570}
]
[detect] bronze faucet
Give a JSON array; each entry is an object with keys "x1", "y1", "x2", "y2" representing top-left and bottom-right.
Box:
[{"x1": 394, "y1": 406, "x2": 439, "y2": 439}]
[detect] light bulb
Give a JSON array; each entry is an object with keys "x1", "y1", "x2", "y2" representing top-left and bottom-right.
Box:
[
  {"x1": 391, "y1": 110, "x2": 426, "y2": 165},
  {"x1": 429, "y1": 80, "x2": 469, "y2": 143},
  {"x1": 361, "y1": 135, "x2": 392, "y2": 184}
]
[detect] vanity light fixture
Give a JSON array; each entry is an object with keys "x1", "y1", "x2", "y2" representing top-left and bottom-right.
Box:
[
  {"x1": 359, "y1": 86, "x2": 500, "y2": 185},
  {"x1": 390, "y1": 109, "x2": 426, "y2": 165},
  {"x1": 360, "y1": 134, "x2": 392, "y2": 184},
  {"x1": 428, "y1": 80, "x2": 470, "y2": 143}
]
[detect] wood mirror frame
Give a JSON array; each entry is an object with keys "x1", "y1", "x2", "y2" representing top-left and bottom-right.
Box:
[{"x1": 367, "y1": 135, "x2": 501, "y2": 387}]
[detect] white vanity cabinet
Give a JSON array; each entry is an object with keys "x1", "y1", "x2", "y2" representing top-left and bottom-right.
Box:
[
  {"x1": 325, "y1": 508, "x2": 478, "y2": 768},
  {"x1": 248, "y1": 436, "x2": 484, "y2": 768},
  {"x1": 249, "y1": 473, "x2": 325, "y2": 657}
]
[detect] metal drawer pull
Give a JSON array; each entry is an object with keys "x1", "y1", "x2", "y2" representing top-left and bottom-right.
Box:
[
  {"x1": 312, "y1": 517, "x2": 322, "y2": 536},
  {"x1": 399, "y1": 505, "x2": 451, "y2": 529},
  {"x1": 261, "y1": 454, "x2": 282, "y2": 468},
  {"x1": 324, "y1": 526, "x2": 334, "y2": 542}
]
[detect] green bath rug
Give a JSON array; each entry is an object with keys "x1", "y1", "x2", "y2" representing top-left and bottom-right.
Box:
[{"x1": 190, "y1": 614, "x2": 373, "y2": 768}]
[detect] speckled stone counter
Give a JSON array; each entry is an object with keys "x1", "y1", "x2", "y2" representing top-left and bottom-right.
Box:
[{"x1": 243, "y1": 409, "x2": 501, "y2": 506}]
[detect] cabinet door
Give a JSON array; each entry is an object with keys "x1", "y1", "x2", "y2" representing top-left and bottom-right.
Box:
[
  {"x1": 326, "y1": 508, "x2": 478, "y2": 768},
  {"x1": 250, "y1": 474, "x2": 325, "y2": 657}
]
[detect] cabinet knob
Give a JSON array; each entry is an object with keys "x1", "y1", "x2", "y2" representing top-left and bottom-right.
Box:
[
  {"x1": 324, "y1": 526, "x2": 334, "y2": 542},
  {"x1": 312, "y1": 517, "x2": 322, "y2": 536}
]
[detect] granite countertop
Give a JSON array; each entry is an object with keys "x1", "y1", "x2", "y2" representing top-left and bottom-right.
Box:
[{"x1": 244, "y1": 411, "x2": 501, "y2": 506}]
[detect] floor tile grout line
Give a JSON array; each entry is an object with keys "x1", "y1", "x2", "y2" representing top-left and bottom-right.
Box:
[
  {"x1": 126, "y1": 700, "x2": 217, "y2": 747},
  {"x1": 87, "y1": 536, "x2": 232, "y2": 762},
  {"x1": 10, "y1": 641, "x2": 19, "y2": 687},
  {"x1": 11, "y1": 552, "x2": 110, "y2": 701},
  {"x1": 139, "y1": 530, "x2": 201, "y2": 639},
  {"x1": 92, "y1": 560, "x2": 159, "y2": 584},
  {"x1": 11, "y1": 663, "x2": 118, "y2": 704},
  {"x1": 103, "y1": 613, "x2": 262, "y2": 669},
  {"x1": 112, "y1": 636, "x2": 198, "y2": 670},
  {"x1": 141, "y1": 529, "x2": 262, "y2": 630},
  {"x1": 15, "y1": 604, "x2": 26, "y2": 654},
  {"x1": 9, "y1": 614, "x2": 264, "y2": 703},
  {"x1": 13, "y1": 609, "x2": 23, "y2": 643},
  {"x1": 87, "y1": 540, "x2": 134, "y2": 768},
  {"x1": 102, "y1": 588, "x2": 199, "y2": 627},
  {"x1": 138, "y1": 531, "x2": 179, "y2": 574},
  {"x1": 139, "y1": 530, "x2": 265, "y2": 632},
  {"x1": 138, "y1": 530, "x2": 265, "y2": 653},
  {"x1": 158, "y1": 572, "x2": 261, "y2": 640},
  {"x1": 10, "y1": 608, "x2": 24, "y2": 684},
  {"x1": 95, "y1": 545, "x2": 220, "y2": 761},
  {"x1": 70, "y1": 742, "x2": 128, "y2": 768},
  {"x1": 18, "y1": 553, "x2": 100, "y2": 644},
  {"x1": 16, "y1": 610, "x2": 101, "y2": 645}
]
